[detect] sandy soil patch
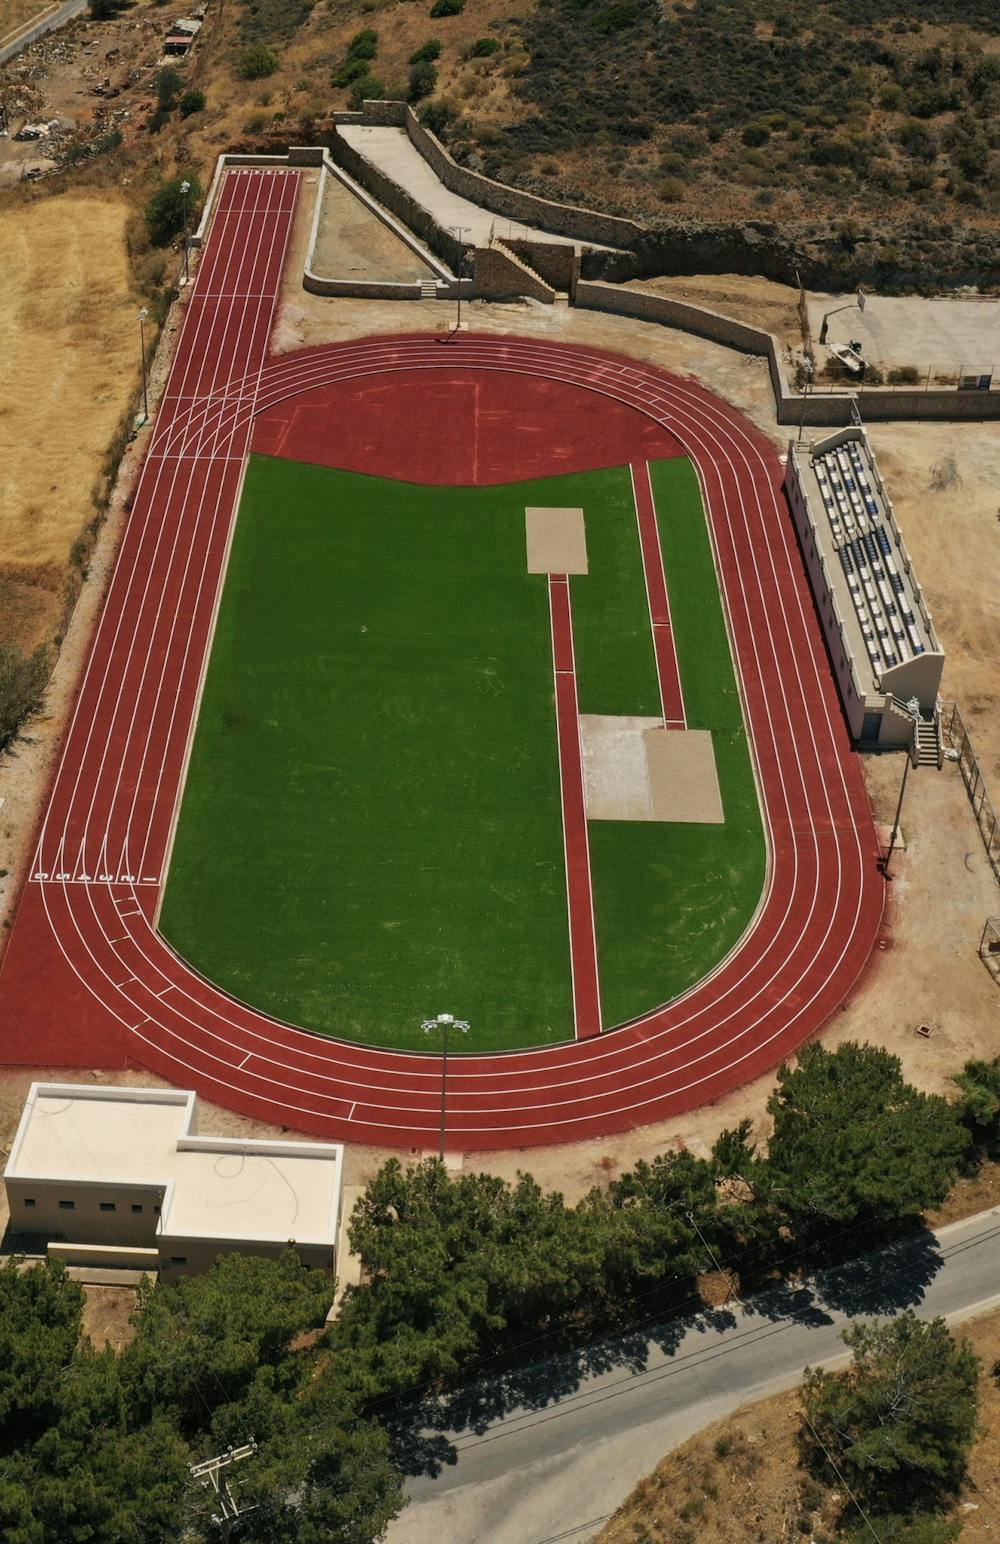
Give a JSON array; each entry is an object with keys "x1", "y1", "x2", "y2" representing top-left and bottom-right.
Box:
[
  {"x1": 524, "y1": 505, "x2": 587, "y2": 572},
  {"x1": 0, "y1": 191, "x2": 137, "y2": 641},
  {"x1": 630, "y1": 272, "x2": 804, "y2": 350},
  {"x1": 311, "y1": 170, "x2": 436, "y2": 284},
  {"x1": 646, "y1": 728, "x2": 723, "y2": 823},
  {"x1": 598, "y1": 1305, "x2": 1000, "y2": 1544},
  {"x1": 581, "y1": 714, "x2": 661, "y2": 822},
  {"x1": 80, "y1": 1283, "x2": 140, "y2": 1352}
]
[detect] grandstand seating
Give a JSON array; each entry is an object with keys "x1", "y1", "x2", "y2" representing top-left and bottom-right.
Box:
[{"x1": 812, "y1": 443, "x2": 926, "y2": 678}]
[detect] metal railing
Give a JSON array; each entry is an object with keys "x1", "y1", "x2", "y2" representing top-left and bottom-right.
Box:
[{"x1": 943, "y1": 702, "x2": 1000, "y2": 885}]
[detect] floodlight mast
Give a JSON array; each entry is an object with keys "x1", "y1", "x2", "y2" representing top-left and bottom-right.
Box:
[{"x1": 421, "y1": 1012, "x2": 470, "y2": 1159}]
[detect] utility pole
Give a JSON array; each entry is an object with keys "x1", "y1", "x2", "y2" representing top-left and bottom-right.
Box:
[
  {"x1": 180, "y1": 178, "x2": 192, "y2": 286},
  {"x1": 190, "y1": 1442, "x2": 258, "y2": 1540},
  {"x1": 421, "y1": 1012, "x2": 470, "y2": 1159},
  {"x1": 138, "y1": 307, "x2": 150, "y2": 424},
  {"x1": 450, "y1": 225, "x2": 470, "y2": 334}
]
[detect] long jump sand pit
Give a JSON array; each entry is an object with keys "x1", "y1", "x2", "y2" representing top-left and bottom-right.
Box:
[
  {"x1": 581, "y1": 715, "x2": 724, "y2": 823},
  {"x1": 525, "y1": 506, "x2": 588, "y2": 573}
]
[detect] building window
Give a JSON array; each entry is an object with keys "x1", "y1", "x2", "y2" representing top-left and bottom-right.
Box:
[
  {"x1": 58, "y1": 1200, "x2": 75, "y2": 1211},
  {"x1": 100, "y1": 1202, "x2": 117, "y2": 1213},
  {"x1": 153, "y1": 1204, "x2": 161, "y2": 1215},
  {"x1": 23, "y1": 1198, "x2": 36, "y2": 1209},
  {"x1": 169, "y1": 1256, "x2": 187, "y2": 1267},
  {"x1": 131, "y1": 1203, "x2": 143, "y2": 1214}
]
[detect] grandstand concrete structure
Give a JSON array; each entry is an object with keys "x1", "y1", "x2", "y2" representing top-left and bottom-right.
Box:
[{"x1": 785, "y1": 427, "x2": 944, "y2": 756}]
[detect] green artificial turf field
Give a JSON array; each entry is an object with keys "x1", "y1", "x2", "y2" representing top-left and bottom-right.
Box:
[{"x1": 159, "y1": 454, "x2": 765, "y2": 1050}]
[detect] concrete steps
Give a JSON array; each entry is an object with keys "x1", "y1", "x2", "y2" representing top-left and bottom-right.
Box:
[
  {"x1": 916, "y1": 716, "x2": 940, "y2": 767},
  {"x1": 419, "y1": 279, "x2": 439, "y2": 299}
]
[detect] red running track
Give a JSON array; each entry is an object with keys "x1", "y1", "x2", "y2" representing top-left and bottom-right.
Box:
[{"x1": 0, "y1": 166, "x2": 885, "y2": 1149}]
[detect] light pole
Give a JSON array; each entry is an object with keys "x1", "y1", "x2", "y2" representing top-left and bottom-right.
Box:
[
  {"x1": 180, "y1": 178, "x2": 191, "y2": 285},
  {"x1": 450, "y1": 224, "x2": 470, "y2": 334},
  {"x1": 881, "y1": 700, "x2": 920, "y2": 878},
  {"x1": 421, "y1": 1012, "x2": 469, "y2": 1159},
  {"x1": 138, "y1": 306, "x2": 150, "y2": 424}
]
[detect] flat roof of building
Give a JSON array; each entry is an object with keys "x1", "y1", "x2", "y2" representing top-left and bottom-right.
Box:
[{"x1": 5, "y1": 1084, "x2": 342, "y2": 1246}]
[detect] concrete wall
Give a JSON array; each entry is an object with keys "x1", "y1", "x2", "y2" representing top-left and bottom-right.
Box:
[
  {"x1": 576, "y1": 280, "x2": 1000, "y2": 426},
  {"x1": 400, "y1": 105, "x2": 644, "y2": 251},
  {"x1": 157, "y1": 1235, "x2": 334, "y2": 1282},
  {"x1": 5, "y1": 1175, "x2": 163, "y2": 1247}
]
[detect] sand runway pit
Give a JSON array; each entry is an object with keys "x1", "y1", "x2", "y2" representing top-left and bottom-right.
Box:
[
  {"x1": 525, "y1": 506, "x2": 588, "y2": 573},
  {"x1": 581, "y1": 716, "x2": 724, "y2": 823}
]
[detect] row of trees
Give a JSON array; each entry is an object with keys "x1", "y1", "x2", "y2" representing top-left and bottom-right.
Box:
[{"x1": 2, "y1": 1041, "x2": 995, "y2": 1541}]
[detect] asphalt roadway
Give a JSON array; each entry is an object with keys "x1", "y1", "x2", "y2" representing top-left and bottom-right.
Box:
[{"x1": 387, "y1": 1207, "x2": 1000, "y2": 1544}]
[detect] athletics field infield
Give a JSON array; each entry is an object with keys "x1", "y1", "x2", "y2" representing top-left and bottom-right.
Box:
[{"x1": 159, "y1": 453, "x2": 764, "y2": 1053}]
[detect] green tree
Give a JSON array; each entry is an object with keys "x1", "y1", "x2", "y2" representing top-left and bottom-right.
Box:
[
  {"x1": 0, "y1": 642, "x2": 49, "y2": 753},
  {"x1": 341, "y1": 1159, "x2": 602, "y2": 1395},
  {"x1": 764, "y1": 1043, "x2": 969, "y2": 1236},
  {"x1": 156, "y1": 65, "x2": 184, "y2": 107},
  {"x1": 239, "y1": 45, "x2": 279, "y2": 80},
  {"x1": 409, "y1": 60, "x2": 438, "y2": 101},
  {"x1": 410, "y1": 38, "x2": 442, "y2": 64},
  {"x1": 122, "y1": 1249, "x2": 332, "y2": 1435},
  {"x1": 0, "y1": 1258, "x2": 83, "y2": 1446},
  {"x1": 955, "y1": 1055, "x2": 1000, "y2": 1147},
  {"x1": 179, "y1": 88, "x2": 206, "y2": 117},
  {"x1": 145, "y1": 172, "x2": 202, "y2": 246},
  {"x1": 87, "y1": 0, "x2": 126, "y2": 17},
  {"x1": 802, "y1": 1312, "x2": 979, "y2": 1511}
]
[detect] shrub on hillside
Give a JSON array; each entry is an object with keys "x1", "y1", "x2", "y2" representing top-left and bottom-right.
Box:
[
  {"x1": 410, "y1": 38, "x2": 441, "y2": 63},
  {"x1": 146, "y1": 172, "x2": 203, "y2": 245},
  {"x1": 238, "y1": 45, "x2": 279, "y2": 79},
  {"x1": 179, "y1": 89, "x2": 206, "y2": 117},
  {"x1": 430, "y1": 0, "x2": 464, "y2": 17},
  {"x1": 409, "y1": 60, "x2": 438, "y2": 100},
  {"x1": 470, "y1": 36, "x2": 501, "y2": 56},
  {"x1": 0, "y1": 643, "x2": 49, "y2": 753}
]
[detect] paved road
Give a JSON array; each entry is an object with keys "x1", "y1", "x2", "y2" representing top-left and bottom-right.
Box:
[
  {"x1": 388, "y1": 1207, "x2": 1000, "y2": 1544},
  {"x1": 0, "y1": 0, "x2": 85, "y2": 67},
  {"x1": 337, "y1": 125, "x2": 617, "y2": 252}
]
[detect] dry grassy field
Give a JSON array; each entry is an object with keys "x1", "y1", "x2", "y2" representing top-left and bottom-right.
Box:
[
  {"x1": 0, "y1": 192, "x2": 137, "y2": 649},
  {"x1": 0, "y1": 0, "x2": 55, "y2": 46}
]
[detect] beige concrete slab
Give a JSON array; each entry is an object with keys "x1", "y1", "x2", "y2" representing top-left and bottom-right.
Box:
[
  {"x1": 526, "y1": 506, "x2": 588, "y2": 574},
  {"x1": 580, "y1": 715, "x2": 661, "y2": 820},
  {"x1": 645, "y1": 728, "x2": 724, "y2": 824}
]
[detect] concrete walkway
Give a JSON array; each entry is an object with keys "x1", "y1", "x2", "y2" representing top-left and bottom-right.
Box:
[{"x1": 337, "y1": 125, "x2": 615, "y2": 252}]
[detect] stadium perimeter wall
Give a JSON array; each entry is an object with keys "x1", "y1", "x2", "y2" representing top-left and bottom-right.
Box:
[
  {"x1": 576, "y1": 281, "x2": 1000, "y2": 425},
  {"x1": 188, "y1": 151, "x2": 1000, "y2": 426}
]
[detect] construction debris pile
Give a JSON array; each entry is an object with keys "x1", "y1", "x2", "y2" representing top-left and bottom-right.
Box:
[{"x1": 0, "y1": 1, "x2": 208, "y2": 183}]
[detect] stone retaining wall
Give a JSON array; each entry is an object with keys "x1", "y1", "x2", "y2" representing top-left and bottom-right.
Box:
[
  {"x1": 474, "y1": 245, "x2": 555, "y2": 303},
  {"x1": 395, "y1": 104, "x2": 643, "y2": 251}
]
